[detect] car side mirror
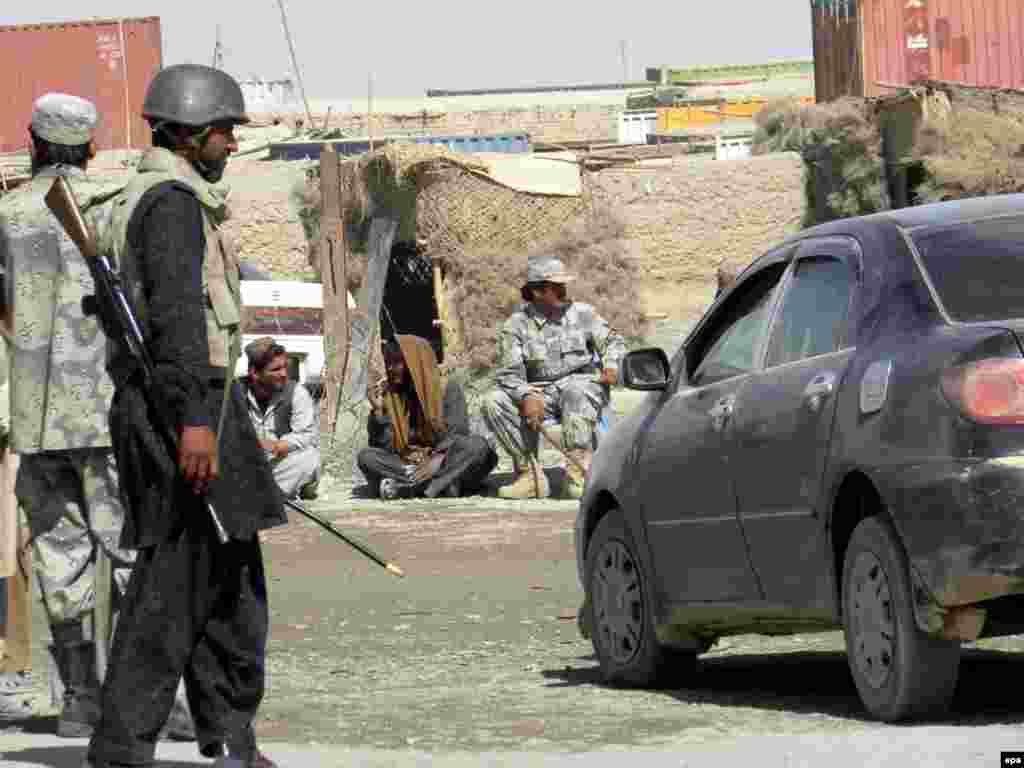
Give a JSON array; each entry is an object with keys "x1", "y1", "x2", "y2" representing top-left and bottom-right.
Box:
[{"x1": 621, "y1": 347, "x2": 671, "y2": 391}]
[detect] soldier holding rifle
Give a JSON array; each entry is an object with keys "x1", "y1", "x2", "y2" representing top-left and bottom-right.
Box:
[{"x1": 68, "y1": 66, "x2": 285, "y2": 768}]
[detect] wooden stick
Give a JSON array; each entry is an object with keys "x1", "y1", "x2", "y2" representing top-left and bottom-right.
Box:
[{"x1": 536, "y1": 423, "x2": 588, "y2": 475}]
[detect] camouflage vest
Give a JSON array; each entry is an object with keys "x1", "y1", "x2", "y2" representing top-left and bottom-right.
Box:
[
  {"x1": 0, "y1": 166, "x2": 124, "y2": 453},
  {"x1": 99, "y1": 148, "x2": 242, "y2": 376}
]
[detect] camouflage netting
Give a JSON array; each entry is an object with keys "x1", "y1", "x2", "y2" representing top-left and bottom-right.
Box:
[
  {"x1": 752, "y1": 97, "x2": 888, "y2": 227},
  {"x1": 914, "y1": 106, "x2": 1024, "y2": 203},
  {"x1": 291, "y1": 144, "x2": 646, "y2": 374},
  {"x1": 447, "y1": 206, "x2": 647, "y2": 371}
]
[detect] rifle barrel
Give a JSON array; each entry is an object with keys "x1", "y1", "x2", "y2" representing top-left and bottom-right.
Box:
[{"x1": 283, "y1": 498, "x2": 404, "y2": 577}]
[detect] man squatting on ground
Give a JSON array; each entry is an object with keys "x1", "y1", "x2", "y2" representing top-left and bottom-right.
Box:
[
  {"x1": 241, "y1": 336, "x2": 321, "y2": 500},
  {"x1": 0, "y1": 93, "x2": 193, "y2": 739},
  {"x1": 85, "y1": 64, "x2": 286, "y2": 768},
  {"x1": 357, "y1": 335, "x2": 498, "y2": 500},
  {"x1": 482, "y1": 255, "x2": 626, "y2": 500}
]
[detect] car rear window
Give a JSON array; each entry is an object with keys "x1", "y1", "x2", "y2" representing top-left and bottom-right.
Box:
[{"x1": 912, "y1": 215, "x2": 1024, "y2": 322}]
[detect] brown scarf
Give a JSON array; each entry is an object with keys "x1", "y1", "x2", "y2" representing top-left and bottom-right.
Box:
[{"x1": 383, "y1": 335, "x2": 446, "y2": 459}]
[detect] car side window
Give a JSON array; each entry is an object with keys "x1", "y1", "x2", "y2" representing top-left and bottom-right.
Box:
[
  {"x1": 765, "y1": 256, "x2": 854, "y2": 368},
  {"x1": 690, "y1": 264, "x2": 786, "y2": 387}
]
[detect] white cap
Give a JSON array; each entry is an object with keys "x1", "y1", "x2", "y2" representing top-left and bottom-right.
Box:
[{"x1": 30, "y1": 92, "x2": 98, "y2": 146}]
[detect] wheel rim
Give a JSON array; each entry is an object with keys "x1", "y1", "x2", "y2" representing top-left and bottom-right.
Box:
[
  {"x1": 591, "y1": 538, "x2": 644, "y2": 666},
  {"x1": 849, "y1": 550, "x2": 896, "y2": 689}
]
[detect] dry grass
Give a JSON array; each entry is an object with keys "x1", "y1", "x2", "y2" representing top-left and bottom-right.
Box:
[
  {"x1": 445, "y1": 206, "x2": 647, "y2": 373},
  {"x1": 752, "y1": 97, "x2": 887, "y2": 226},
  {"x1": 915, "y1": 107, "x2": 1024, "y2": 202}
]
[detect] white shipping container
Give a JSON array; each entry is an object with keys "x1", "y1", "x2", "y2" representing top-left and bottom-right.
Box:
[
  {"x1": 715, "y1": 135, "x2": 753, "y2": 161},
  {"x1": 617, "y1": 111, "x2": 657, "y2": 145}
]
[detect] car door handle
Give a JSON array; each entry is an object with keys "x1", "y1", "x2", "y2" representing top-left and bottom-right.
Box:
[
  {"x1": 709, "y1": 395, "x2": 735, "y2": 431},
  {"x1": 804, "y1": 372, "x2": 837, "y2": 412}
]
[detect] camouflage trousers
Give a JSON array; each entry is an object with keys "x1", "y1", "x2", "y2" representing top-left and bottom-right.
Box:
[
  {"x1": 16, "y1": 449, "x2": 134, "y2": 625},
  {"x1": 480, "y1": 374, "x2": 608, "y2": 467}
]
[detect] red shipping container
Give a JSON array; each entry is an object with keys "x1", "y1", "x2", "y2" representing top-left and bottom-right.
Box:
[
  {"x1": 0, "y1": 16, "x2": 162, "y2": 153},
  {"x1": 814, "y1": 0, "x2": 1024, "y2": 102}
]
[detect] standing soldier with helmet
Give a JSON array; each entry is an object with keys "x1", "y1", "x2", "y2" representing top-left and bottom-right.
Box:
[
  {"x1": 85, "y1": 65, "x2": 286, "y2": 768},
  {"x1": 0, "y1": 93, "x2": 193, "y2": 740}
]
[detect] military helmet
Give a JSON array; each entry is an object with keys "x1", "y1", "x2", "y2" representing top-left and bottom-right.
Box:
[{"x1": 142, "y1": 64, "x2": 250, "y2": 127}]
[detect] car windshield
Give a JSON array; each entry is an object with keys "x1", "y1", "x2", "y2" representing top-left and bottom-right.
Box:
[{"x1": 912, "y1": 214, "x2": 1024, "y2": 322}]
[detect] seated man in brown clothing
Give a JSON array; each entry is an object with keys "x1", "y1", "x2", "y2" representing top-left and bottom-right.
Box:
[{"x1": 357, "y1": 336, "x2": 497, "y2": 499}]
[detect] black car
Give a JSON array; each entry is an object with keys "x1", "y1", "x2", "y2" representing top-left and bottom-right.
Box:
[{"x1": 575, "y1": 194, "x2": 1024, "y2": 721}]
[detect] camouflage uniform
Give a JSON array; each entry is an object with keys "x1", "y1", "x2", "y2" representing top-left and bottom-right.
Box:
[
  {"x1": 481, "y1": 256, "x2": 626, "y2": 498},
  {"x1": 482, "y1": 301, "x2": 626, "y2": 460},
  {"x1": 0, "y1": 165, "x2": 134, "y2": 626},
  {"x1": 0, "y1": 91, "x2": 138, "y2": 737}
]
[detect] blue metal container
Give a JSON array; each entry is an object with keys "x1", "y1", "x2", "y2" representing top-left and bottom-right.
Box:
[
  {"x1": 267, "y1": 138, "x2": 394, "y2": 161},
  {"x1": 267, "y1": 132, "x2": 531, "y2": 161},
  {"x1": 409, "y1": 133, "x2": 531, "y2": 154}
]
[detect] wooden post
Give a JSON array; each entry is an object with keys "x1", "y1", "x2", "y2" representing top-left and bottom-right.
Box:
[
  {"x1": 430, "y1": 254, "x2": 448, "y2": 357},
  {"x1": 0, "y1": 452, "x2": 30, "y2": 674},
  {"x1": 318, "y1": 145, "x2": 349, "y2": 435}
]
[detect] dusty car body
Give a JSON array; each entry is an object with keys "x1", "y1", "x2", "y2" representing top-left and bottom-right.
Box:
[{"x1": 575, "y1": 194, "x2": 1024, "y2": 721}]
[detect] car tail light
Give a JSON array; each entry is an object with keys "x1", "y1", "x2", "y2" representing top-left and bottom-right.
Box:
[{"x1": 941, "y1": 358, "x2": 1024, "y2": 425}]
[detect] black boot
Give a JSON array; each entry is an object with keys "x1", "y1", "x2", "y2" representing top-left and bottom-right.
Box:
[
  {"x1": 209, "y1": 726, "x2": 279, "y2": 768},
  {"x1": 50, "y1": 622, "x2": 101, "y2": 738}
]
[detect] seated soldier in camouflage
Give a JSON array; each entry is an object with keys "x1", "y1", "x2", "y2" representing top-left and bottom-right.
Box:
[{"x1": 481, "y1": 255, "x2": 625, "y2": 500}]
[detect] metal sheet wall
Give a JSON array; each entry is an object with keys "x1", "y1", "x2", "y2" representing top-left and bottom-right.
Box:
[
  {"x1": 924, "y1": 0, "x2": 1024, "y2": 90},
  {"x1": 0, "y1": 17, "x2": 162, "y2": 153}
]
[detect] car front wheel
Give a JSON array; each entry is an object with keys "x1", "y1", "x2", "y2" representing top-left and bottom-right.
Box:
[
  {"x1": 842, "y1": 516, "x2": 960, "y2": 721},
  {"x1": 586, "y1": 510, "x2": 695, "y2": 687}
]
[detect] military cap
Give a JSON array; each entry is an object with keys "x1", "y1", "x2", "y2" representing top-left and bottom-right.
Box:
[
  {"x1": 524, "y1": 255, "x2": 575, "y2": 286},
  {"x1": 244, "y1": 336, "x2": 277, "y2": 363},
  {"x1": 31, "y1": 93, "x2": 98, "y2": 146}
]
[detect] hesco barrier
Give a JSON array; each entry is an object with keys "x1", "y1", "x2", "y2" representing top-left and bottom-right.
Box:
[{"x1": 0, "y1": 16, "x2": 162, "y2": 152}]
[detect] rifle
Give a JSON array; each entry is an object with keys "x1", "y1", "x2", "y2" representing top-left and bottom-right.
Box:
[
  {"x1": 44, "y1": 175, "x2": 231, "y2": 544},
  {"x1": 283, "y1": 497, "x2": 403, "y2": 577},
  {"x1": 46, "y1": 177, "x2": 406, "y2": 578}
]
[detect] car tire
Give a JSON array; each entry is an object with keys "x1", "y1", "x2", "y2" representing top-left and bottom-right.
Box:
[
  {"x1": 842, "y1": 515, "x2": 960, "y2": 721},
  {"x1": 586, "y1": 510, "x2": 696, "y2": 687}
]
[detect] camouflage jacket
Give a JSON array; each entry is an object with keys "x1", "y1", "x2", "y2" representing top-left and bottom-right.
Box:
[
  {"x1": 0, "y1": 166, "x2": 123, "y2": 452},
  {"x1": 495, "y1": 301, "x2": 627, "y2": 401}
]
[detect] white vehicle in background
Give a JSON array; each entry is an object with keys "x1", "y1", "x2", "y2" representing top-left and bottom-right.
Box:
[{"x1": 235, "y1": 278, "x2": 354, "y2": 397}]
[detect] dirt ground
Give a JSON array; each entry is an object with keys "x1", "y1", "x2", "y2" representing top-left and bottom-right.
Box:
[{"x1": 11, "y1": 474, "x2": 1024, "y2": 752}]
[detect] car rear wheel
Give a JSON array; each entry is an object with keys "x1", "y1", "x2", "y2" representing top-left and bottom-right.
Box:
[
  {"x1": 586, "y1": 510, "x2": 696, "y2": 687},
  {"x1": 842, "y1": 516, "x2": 960, "y2": 721}
]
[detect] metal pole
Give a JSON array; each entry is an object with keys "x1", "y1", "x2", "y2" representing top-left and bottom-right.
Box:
[
  {"x1": 212, "y1": 24, "x2": 223, "y2": 68},
  {"x1": 275, "y1": 0, "x2": 314, "y2": 128},
  {"x1": 368, "y1": 74, "x2": 374, "y2": 152},
  {"x1": 118, "y1": 19, "x2": 132, "y2": 147}
]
